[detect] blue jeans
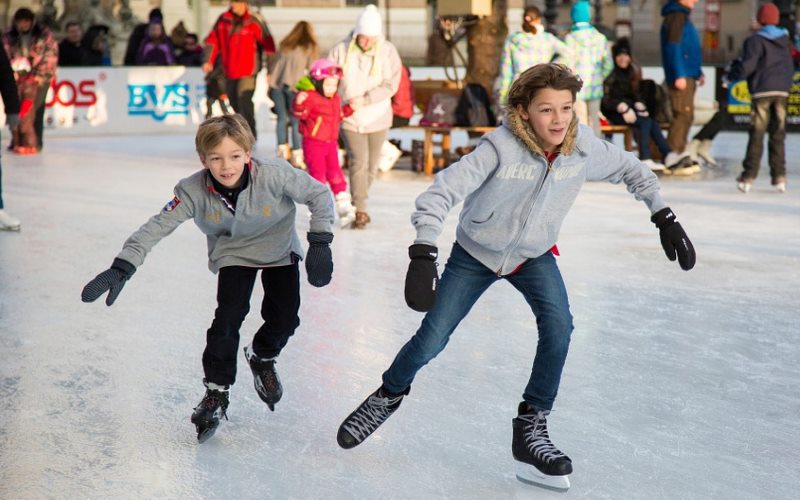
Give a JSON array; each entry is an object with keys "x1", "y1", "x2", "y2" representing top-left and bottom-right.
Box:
[
  {"x1": 383, "y1": 243, "x2": 574, "y2": 410},
  {"x1": 635, "y1": 116, "x2": 671, "y2": 161},
  {"x1": 268, "y1": 85, "x2": 301, "y2": 148}
]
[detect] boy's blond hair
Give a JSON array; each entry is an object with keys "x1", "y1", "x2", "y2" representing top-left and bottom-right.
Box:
[
  {"x1": 506, "y1": 63, "x2": 583, "y2": 112},
  {"x1": 195, "y1": 114, "x2": 255, "y2": 157}
]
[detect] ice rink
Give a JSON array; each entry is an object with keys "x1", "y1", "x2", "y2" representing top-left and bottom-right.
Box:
[{"x1": 1, "y1": 128, "x2": 798, "y2": 500}]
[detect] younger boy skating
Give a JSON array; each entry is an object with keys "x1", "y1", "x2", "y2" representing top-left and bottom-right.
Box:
[
  {"x1": 336, "y1": 64, "x2": 696, "y2": 490},
  {"x1": 82, "y1": 114, "x2": 335, "y2": 443}
]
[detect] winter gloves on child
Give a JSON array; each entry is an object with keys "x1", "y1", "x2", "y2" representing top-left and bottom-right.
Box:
[
  {"x1": 306, "y1": 232, "x2": 334, "y2": 287},
  {"x1": 651, "y1": 207, "x2": 696, "y2": 271},
  {"x1": 81, "y1": 258, "x2": 137, "y2": 306},
  {"x1": 404, "y1": 244, "x2": 439, "y2": 312}
]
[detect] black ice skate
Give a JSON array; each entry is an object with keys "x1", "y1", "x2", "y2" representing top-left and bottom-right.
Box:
[
  {"x1": 190, "y1": 381, "x2": 229, "y2": 444},
  {"x1": 512, "y1": 402, "x2": 572, "y2": 491},
  {"x1": 337, "y1": 386, "x2": 408, "y2": 449},
  {"x1": 243, "y1": 345, "x2": 282, "y2": 411}
]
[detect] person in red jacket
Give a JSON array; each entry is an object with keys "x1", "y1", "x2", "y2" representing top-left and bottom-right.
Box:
[
  {"x1": 293, "y1": 59, "x2": 357, "y2": 227},
  {"x1": 392, "y1": 64, "x2": 415, "y2": 127},
  {"x1": 203, "y1": 0, "x2": 275, "y2": 138}
]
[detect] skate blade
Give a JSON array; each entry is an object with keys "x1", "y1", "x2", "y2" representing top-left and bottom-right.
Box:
[
  {"x1": 196, "y1": 425, "x2": 218, "y2": 444},
  {"x1": 0, "y1": 225, "x2": 21, "y2": 232},
  {"x1": 515, "y1": 462, "x2": 570, "y2": 491}
]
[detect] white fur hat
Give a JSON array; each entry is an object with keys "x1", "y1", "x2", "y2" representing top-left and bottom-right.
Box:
[{"x1": 354, "y1": 4, "x2": 383, "y2": 37}]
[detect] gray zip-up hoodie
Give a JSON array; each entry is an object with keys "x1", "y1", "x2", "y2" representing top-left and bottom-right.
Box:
[
  {"x1": 117, "y1": 158, "x2": 334, "y2": 273},
  {"x1": 412, "y1": 109, "x2": 667, "y2": 275}
]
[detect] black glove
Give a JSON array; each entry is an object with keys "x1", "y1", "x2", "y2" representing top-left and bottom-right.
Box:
[
  {"x1": 81, "y1": 258, "x2": 137, "y2": 306},
  {"x1": 306, "y1": 232, "x2": 333, "y2": 287},
  {"x1": 404, "y1": 244, "x2": 439, "y2": 312},
  {"x1": 651, "y1": 207, "x2": 696, "y2": 271}
]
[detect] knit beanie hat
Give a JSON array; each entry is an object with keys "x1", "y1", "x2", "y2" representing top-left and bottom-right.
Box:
[
  {"x1": 354, "y1": 4, "x2": 383, "y2": 37},
  {"x1": 757, "y1": 2, "x2": 780, "y2": 26},
  {"x1": 612, "y1": 37, "x2": 631, "y2": 58},
  {"x1": 571, "y1": 1, "x2": 592, "y2": 24}
]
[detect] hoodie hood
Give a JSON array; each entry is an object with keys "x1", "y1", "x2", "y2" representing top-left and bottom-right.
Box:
[
  {"x1": 504, "y1": 105, "x2": 580, "y2": 157},
  {"x1": 758, "y1": 25, "x2": 791, "y2": 42}
]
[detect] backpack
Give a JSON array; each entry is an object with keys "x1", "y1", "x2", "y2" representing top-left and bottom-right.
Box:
[
  {"x1": 455, "y1": 83, "x2": 497, "y2": 127},
  {"x1": 420, "y1": 92, "x2": 459, "y2": 127},
  {"x1": 639, "y1": 79, "x2": 673, "y2": 125}
]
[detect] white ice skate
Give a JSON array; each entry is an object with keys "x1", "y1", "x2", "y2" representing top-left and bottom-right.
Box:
[
  {"x1": 335, "y1": 191, "x2": 356, "y2": 228},
  {"x1": 0, "y1": 209, "x2": 21, "y2": 231},
  {"x1": 377, "y1": 140, "x2": 402, "y2": 172}
]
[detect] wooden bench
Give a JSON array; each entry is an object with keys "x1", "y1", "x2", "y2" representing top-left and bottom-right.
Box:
[{"x1": 399, "y1": 124, "x2": 639, "y2": 176}]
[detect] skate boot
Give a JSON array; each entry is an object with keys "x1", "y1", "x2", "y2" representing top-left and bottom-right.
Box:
[
  {"x1": 664, "y1": 152, "x2": 701, "y2": 176},
  {"x1": 512, "y1": 402, "x2": 572, "y2": 491},
  {"x1": 291, "y1": 149, "x2": 306, "y2": 170},
  {"x1": 0, "y1": 209, "x2": 21, "y2": 231},
  {"x1": 773, "y1": 176, "x2": 787, "y2": 193},
  {"x1": 696, "y1": 139, "x2": 717, "y2": 166},
  {"x1": 737, "y1": 175, "x2": 753, "y2": 193},
  {"x1": 335, "y1": 191, "x2": 356, "y2": 228},
  {"x1": 352, "y1": 211, "x2": 370, "y2": 230},
  {"x1": 337, "y1": 385, "x2": 408, "y2": 449},
  {"x1": 243, "y1": 345, "x2": 282, "y2": 411},
  {"x1": 190, "y1": 380, "x2": 230, "y2": 443},
  {"x1": 276, "y1": 144, "x2": 291, "y2": 162}
]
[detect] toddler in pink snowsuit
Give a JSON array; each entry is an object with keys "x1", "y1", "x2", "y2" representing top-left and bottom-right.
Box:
[{"x1": 292, "y1": 59, "x2": 357, "y2": 226}]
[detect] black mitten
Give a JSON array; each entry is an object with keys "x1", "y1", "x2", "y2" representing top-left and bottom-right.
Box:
[
  {"x1": 651, "y1": 207, "x2": 696, "y2": 271},
  {"x1": 404, "y1": 244, "x2": 439, "y2": 312},
  {"x1": 81, "y1": 258, "x2": 137, "y2": 306},
  {"x1": 306, "y1": 232, "x2": 333, "y2": 287}
]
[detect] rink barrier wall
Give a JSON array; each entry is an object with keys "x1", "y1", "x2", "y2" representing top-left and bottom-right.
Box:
[{"x1": 0, "y1": 66, "x2": 719, "y2": 138}]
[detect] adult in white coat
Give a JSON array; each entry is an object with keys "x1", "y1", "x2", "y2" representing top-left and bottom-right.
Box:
[{"x1": 329, "y1": 5, "x2": 401, "y2": 229}]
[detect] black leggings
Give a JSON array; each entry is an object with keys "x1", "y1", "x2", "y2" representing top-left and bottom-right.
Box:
[{"x1": 202, "y1": 263, "x2": 300, "y2": 386}]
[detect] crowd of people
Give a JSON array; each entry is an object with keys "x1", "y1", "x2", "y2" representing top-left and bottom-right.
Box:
[{"x1": 0, "y1": 0, "x2": 793, "y2": 493}]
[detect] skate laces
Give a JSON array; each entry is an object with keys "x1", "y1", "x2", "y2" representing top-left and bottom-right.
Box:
[
  {"x1": 197, "y1": 390, "x2": 229, "y2": 420},
  {"x1": 519, "y1": 410, "x2": 566, "y2": 463},
  {"x1": 342, "y1": 390, "x2": 403, "y2": 441}
]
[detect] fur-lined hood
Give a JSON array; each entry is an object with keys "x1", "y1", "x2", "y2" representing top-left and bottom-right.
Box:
[{"x1": 504, "y1": 105, "x2": 583, "y2": 157}]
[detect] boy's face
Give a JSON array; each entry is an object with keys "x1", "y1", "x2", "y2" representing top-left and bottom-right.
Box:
[
  {"x1": 517, "y1": 88, "x2": 574, "y2": 153},
  {"x1": 322, "y1": 77, "x2": 339, "y2": 97},
  {"x1": 201, "y1": 136, "x2": 251, "y2": 189}
]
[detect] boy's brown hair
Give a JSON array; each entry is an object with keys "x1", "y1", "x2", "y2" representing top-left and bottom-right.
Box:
[
  {"x1": 195, "y1": 114, "x2": 255, "y2": 157},
  {"x1": 506, "y1": 63, "x2": 583, "y2": 112}
]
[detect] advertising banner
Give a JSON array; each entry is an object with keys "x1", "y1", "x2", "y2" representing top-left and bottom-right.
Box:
[{"x1": 0, "y1": 66, "x2": 272, "y2": 136}]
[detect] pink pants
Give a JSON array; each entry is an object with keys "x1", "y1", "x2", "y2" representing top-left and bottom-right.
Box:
[{"x1": 302, "y1": 137, "x2": 347, "y2": 195}]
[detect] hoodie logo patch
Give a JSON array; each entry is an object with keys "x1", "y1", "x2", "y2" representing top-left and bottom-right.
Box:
[
  {"x1": 552, "y1": 163, "x2": 583, "y2": 181},
  {"x1": 162, "y1": 196, "x2": 181, "y2": 212},
  {"x1": 262, "y1": 206, "x2": 272, "y2": 217},
  {"x1": 496, "y1": 162, "x2": 540, "y2": 180}
]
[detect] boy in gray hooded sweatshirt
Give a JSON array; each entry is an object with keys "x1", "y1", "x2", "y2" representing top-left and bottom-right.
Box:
[
  {"x1": 81, "y1": 114, "x2": 335, "y2": 443},
  {"x1": 336, "y1": 64, "x2": 695, "y2": 491}
]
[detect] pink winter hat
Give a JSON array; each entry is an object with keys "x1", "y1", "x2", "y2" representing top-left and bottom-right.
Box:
[{"x1": 354, "y1": 4, "x2": 383, "y2": 37}]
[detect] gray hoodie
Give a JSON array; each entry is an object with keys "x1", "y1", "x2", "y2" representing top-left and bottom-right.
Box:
[
  {"x1": 412, "y1": 109, "x2": 667, "y2": 275},
  {"x1": 117, "y1": 158, "x2": 334, "y2": 273}
]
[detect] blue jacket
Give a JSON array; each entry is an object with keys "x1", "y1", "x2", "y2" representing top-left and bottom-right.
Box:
[
  {"x1": 728, "y1": 26, "x2": 795, "y2": 97},
  {"x1": 660, "y1": 1, "x2": 703, "y2": 85},
  {"x1": 411, "y1": 109, "x2": 667, "y2": 275}
]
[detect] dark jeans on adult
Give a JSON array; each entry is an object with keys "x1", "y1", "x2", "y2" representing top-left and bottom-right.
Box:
[
  {"x1": 341, "y1": 128, "x2": 387, "y2": 212},
  {"x1": 226, "y1": 75, "x2": 258, "y2": 139},
  {"x1": 609, "y1": 114, "x2": 671, "y2": 161},
  {"x1": 382, "y1": 243, "x2": 574, "y2": 411},
  {"x1": 203, "y1": 262, "x2": 300, "y2": 386},
  {"x1": 694, "y1": 109, "x2": 729, "y2": 142},
  {"x1": 269, "y1": 85, "x2": 301, "y2": 148},
  {"x1": 667, "y1": 78, "x2": 696, "y2": 154},
  {"x1": 741, "y1": 95, "x2": 788, "y2": 182}
]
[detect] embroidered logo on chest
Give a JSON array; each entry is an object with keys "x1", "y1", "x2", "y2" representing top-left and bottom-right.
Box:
[
  {"x1": 262, "y1": 206, "x2": 272, "y2": 217},
  {"x1": 552, "y1": 163, "x2": 583, "y2": 181},
  {"x1": 206, "y1": 210, "x2": 221, "y2": 224}
]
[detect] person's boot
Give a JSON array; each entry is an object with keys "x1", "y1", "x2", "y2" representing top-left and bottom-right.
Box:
[
  {"x1": 0, "y1": 209, "x2": 21, "y2": 231},
  {"x1": 696, "y1": 139, "x2": 717, "y2": 166},
  {"x1": 276, "y1": 144, "x2": 291, "y2": 162},
  {"x1": 243, "y1": 345, "x2": 283, "y2": 411},
  {"x1": 512, "y1": 402, "x2": 572, "y2": 490},
  {"x1": 190, "y1": 380, "x2": 230, "y2": 443},
  {"x1": 337, "y1": 385, "x2": 409, "y2": 449},
  {"x1": 353, "y1": 211, "x2": 371, "y2": 229}
]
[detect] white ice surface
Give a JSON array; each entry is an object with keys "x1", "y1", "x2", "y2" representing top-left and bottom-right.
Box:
[{"x1": 1, "y1": 129, "x2": 799, "y2": 500}]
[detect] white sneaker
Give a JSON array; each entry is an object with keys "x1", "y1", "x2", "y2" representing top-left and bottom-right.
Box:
[
  {"x1": 291, "y1": 149, "x2": 306, "y2": 170},
  {"x1": 334, "y1": 191, "x2": 356, "y2": 228},
  {"x1": 737, "y1": 178, "x2": 752, "y2": 193},
  {"x1": 697, "y1": 139, "x2": 717, "y2": 166},
  {"x1": 0, "y1": 209, "x2": 21, "y2": 231},
  {"x1": 641, "y1": 159, "x2": 666, "y2": 172}
]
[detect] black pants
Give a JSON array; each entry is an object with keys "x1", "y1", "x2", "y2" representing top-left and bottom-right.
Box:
[
  {"x1": 225, "y1": 75, "x2": 257, "y2": 139},
  {"x1": 203, "y1": 263, "x2": 300, "y2": 386}
]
